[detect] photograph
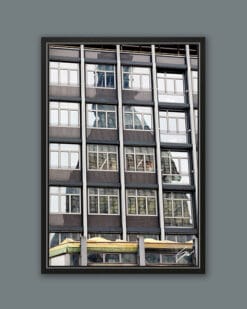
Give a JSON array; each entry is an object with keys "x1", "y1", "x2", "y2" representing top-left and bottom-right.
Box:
[{"x1": 41, "y1": 37, "x2": 205, "y2": 273}]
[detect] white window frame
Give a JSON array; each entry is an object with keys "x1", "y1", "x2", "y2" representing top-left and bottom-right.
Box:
[
  {"x1": 87, "y1": 144, "x2": 118, "y2": 171},
  {"x1": 49, "y1": 62, "x2": 79, "y2": 86},
  {"x1": 49, "y1": 102, "x2": 80, "y2": 127},
  {"x1": 123, "y1": 106, "x2": 153, "y2": 131},
  {"x1": 87, "y1": 104, "x2": 117, "y2": 129},
  {"x1": 161, "y1": 151, "x2": 190, "y2": 184},
  {"x1": 88, "y1": 188, "x2": 120, "y2": 215},
  {"x1": 122, "y1": 66, "x2": 151, "y2": 91},
  {"x1": 49, "y1": 186, "x2": 81, "y2": 214},
  {"x1": 86, "y1": 64, "x2": 116, "y2": 89},
  {"x1": 159, "y1": 111, "x2": 187, "y2": 143},
  {"x1": 125, "y1": 147, "x2": 155, "y2": 173},
  {"x1": 157, "y1": 73, "x2": 185, "y2": 103},
  {"x1": 49, "y1": 143, "x2": 80, "y2": 170},
  {"x1": 126, "y1": 189, "x2": 157, "y2": 216},
  {"x1": 163, "y1": 192, "x2": 193, "y2": 227}
]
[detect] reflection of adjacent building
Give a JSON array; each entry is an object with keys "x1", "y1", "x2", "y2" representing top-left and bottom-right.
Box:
[{"x1": 47, "y1": 43, "x2": 199, "y2": 268}]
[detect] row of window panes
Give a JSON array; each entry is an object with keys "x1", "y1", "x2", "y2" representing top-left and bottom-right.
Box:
[
  {"x1": 49, "y1": 104, "x2": 190, "y2": 145},
  {"x1": 49, "y1": 187, "x2": 193, "y2": 225},
  {"x1": 49, "y1": 232, "x2": 194, "y2": 248},
  {"x1": 88, "y1": 252, "x2": 137, "y2": 264},
  {"x1": 49, "y1": 144, "x2": 191, "y2": 185},
  {"x1": 49, "y1": 62, "x2": 198, "y2": 98},
  {"x1": 145, "y1": 251, "x2": 193, "y2": 265}
]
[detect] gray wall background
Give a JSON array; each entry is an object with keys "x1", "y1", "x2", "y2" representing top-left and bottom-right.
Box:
[{"x1": 0, "y1": 0, "x2": 246, "y2": 308}]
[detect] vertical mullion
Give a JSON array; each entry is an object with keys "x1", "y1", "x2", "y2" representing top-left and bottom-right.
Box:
[
  {"x1": 151, "y1": 45, "x2": 165, "y2": 240},
  {"x1": 80, "y1": 45, "x2": 88, "y2": 238},
  {"x1": 116, "y1": 45, "x2": 127, "y2": 240},
  {"x1": 186, "y1": 45, "x2": 198, "y2": 209}
]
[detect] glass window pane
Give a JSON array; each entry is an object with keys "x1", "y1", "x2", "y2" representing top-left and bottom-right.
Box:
[
  {"x1": 145, "y1": 155, "x2": 154, "y2": 172},
  {"x1": 174, "y1": 200, "x2": 183, "y2": 216},
  {"x1": 71, "y1": 153, "x2": 79, "y2": 168},
  {"x1": 166, "y1": 79, "x2": 174, "y2": 93},
  {"x1": 89, "y1": 153, "x2": 97, "y2": 169},
  {"x1": 147, "y1": 198, "x2": 156, "y2": 215},
  {"x1": 108, "y1": 153, "x2": 117, "y2": 170},
  {"x1": 60, "y1": 70, "x2": 68, "y2": 84},
  {"x1": 158, "y1": 78, "x2": 165, "y2": 91},
  {"x1": 50, "y1": 152, "x2": 58, "y2": 168},
  {"x1": 60, "y1": 152, "x2": 69, "y2": 168},
  {"x1": 134, "y1": 114, "x2": 143, "y2": 130},
  {"x1": 88, "y1": 111, "x2": 96, "y2": 127},
  {"x1": 50, "y1": 195, "x2": 59, "y2": 213},
  {"x1": 107, "y1": 112, "x2": 116, "y2": 128},
  {"x1": 99, "y1": 196, "x2": 108, "y2": 213},
  {"x1": 178, "y1": 118, "x2": 186, "y2": 132},
  {"x1": 89, "y1": 196, "x2": 98, "y2": 213},
  {"x1": 136, "y1": 155, "x2": 144, "y2": 171},
  {"x1": 124, "y1": 113, "x2": 133, "y2": 129},
  {"x1": 98, "y1": 112, "x2": 106, "y2": 128},
  {"x1": 169, "y1": 118, "x2": 177, "y2": 131},
  {"x1": 132, "y1": 75, "x2": 141, "y2": 89},
  {"x1": 128, "y1": 197, "x2": 136, "y2": 214},
  {"x1": 60, "y1": 195, "x2": 66, "y2": 212},
  {"x1": 70, "y1": 111, "x2": 79, "y2": 126},
  {"x1": 138, "y1": 197, "x2": 146, "y2": 214},
  {"x1": 50, "y1": 110, "x2": 58, "y2": 126},
  {"x1": 60, "y1": 110, "x2": 69, "y2": 126},
  {"x1": 126, "y1": 154, "x2": 135, "y2": 171},
  {"x1": 105, "y1": 254, "x2": 119, "y2": 263},
  {"x1": 70, "y1": 71, "x2": 78, "y2": 85},
  {"x1": 142, "y1": 75, "x2": 150, "y2": 89},
  {"x1": 97, "y1": 72, "x2": 105, "y2": 87},
  {"x1": 98, "y1": 153, "x2": 107, "y2": 170},
  {"x1": 71, "y1": 196, "x2": 80, "y2": 213},
  {"x1": 87, "y1": 71, "x2": 95, "y2": 86},
  {"x1": 175, "y1": 79, "x2": 184, "y2": 93},
  {"x1": 50, "y1": 69, "x2": 58, "y2": 83},
  {"x1": 143, "y1": 114, "x2": 152, "y2": 130},
  {"x1": 109, "y1": 196, "x2": 118, "y2": 214},
  {"x1": 106, "y1": 72, "x2": 114, "y2": 87}
]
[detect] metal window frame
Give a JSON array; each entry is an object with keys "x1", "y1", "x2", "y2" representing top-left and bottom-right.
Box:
[
  {"x1": 163, "y1": 192, "x2": 193, "y2": 227},
  {"x1": 86, "y1": 103, "x2": 117, "y2": 129},
  {"x1": 88, "y1": 187, "x2": 120, "y2": 215},
  {"x1": 87, "y1": 144, "x2": 119, "y2": 172},
  {"x1": 122, "y1": 65, "x2": 152, "y2": 91},
  {"x1": 124, "y1": 146, "x2": 156, "y2": 173},
  {"x1": 49, "y1": 186, "x2": 81, "y2": 214},
  {"x1": 123, "y1": 105, "x2": 154, "y2": 131},
  {"x1": 85, "y1": 63, "x2": 116, "y2": 89},
  {"x1": 126, "y1": 189, "x2": 158, "y2": 216},
  {"x1": 49, "y1": 101, "x2": 80, "y2": 128},
  {"x1": 49, "y1": 61, "x2": 80, "y2": 86},
  {"x1": 49, "y1": 143, "x2": 80, "y2": 170}
]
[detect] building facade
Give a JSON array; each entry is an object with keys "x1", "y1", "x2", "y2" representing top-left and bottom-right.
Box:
[{"x1": 42, "y1": 39, "x2": 203, "y2": 271}]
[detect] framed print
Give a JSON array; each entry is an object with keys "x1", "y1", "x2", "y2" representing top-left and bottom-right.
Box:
[{"x1": 41, "y1": 37, "x2": 205, "y2": 273}]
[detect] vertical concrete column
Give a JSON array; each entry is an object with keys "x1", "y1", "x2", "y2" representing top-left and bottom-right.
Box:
[
  {"x1": 80, "y1": 45, "x2": 88, "y2": 238},
  {"x1": 138, "y1": 236, "x2": 145, "y2": 266},
  {"x1": 116, "y1": 45, "x2": 127, "y2": 241},
  {"x1": 185, "y1": 45, "x2": 199, "y2": 212},
  {"x1": 151, "y1": 45, "x2": 165, "y2": 240},
  {"x1": 80, "y1": 236, "x2": 87, "y2": 266}
]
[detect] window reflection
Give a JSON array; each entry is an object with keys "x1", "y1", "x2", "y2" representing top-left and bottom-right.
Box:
[
  {"x1": 124, "y1": 106, "x2": 153, "y2": 131},
  {"x1": 161, "y1": 151, "x2": 190, "y2": 184}
]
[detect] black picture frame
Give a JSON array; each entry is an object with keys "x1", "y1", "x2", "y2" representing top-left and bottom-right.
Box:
[{"x1": 41, "y1": 37, "x2": 205, "y2": 274}]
